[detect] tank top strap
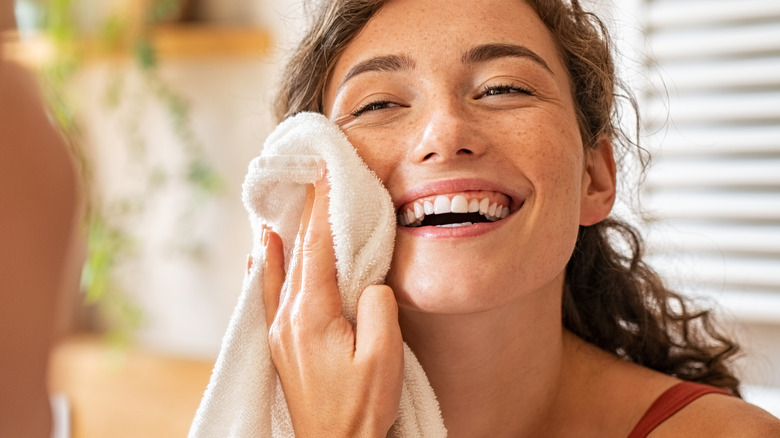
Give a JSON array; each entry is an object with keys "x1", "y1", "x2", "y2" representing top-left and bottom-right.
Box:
[{"x1": 627, "y1": 381, "x2": 734, "y2": 438}]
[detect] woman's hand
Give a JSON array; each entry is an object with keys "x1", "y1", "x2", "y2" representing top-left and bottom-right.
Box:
[{"x1": 261, "y1": 166, "x2": 404, "y2": 437}]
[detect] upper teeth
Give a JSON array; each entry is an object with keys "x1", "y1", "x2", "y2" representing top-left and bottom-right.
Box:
[{"x1": 399, "y1": 194, "x2": 510, "y2": 227}]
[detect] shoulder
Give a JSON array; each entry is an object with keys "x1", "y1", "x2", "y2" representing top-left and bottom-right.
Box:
[
  {"x1": 563, "y1": 335, "x2": 780, "y2": 437},
  {"x1": 650, "y1": 390, "x2": 780, "y2": 437}
]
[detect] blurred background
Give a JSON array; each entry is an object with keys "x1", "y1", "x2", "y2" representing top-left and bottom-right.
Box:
[
  {"x1": 5, "y1": 0, "x2": 305, "y2": 436},
  {"x1": 2, "y1": 0, "x2": 778, "y2": 436}
]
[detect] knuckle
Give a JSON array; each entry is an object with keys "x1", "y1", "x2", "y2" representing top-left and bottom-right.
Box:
[
  {"x1": 267, "y1": 320, "x2": 286, "y2": 353},
  {"x1": 362, "y1": 284, "x2": 397, "y2": 306},
  {"x1": 301, "y1": 232, "x2": 328, "y2": 259},
  {"x1": 288, "y1": 307, "x2": 310, "y2": 334},
  {"x1": 360, "y1": 337, "x2": 403, "y2": 365},
  {"x1": 367, "y1": 335, "x2": 403, "y2": 360}
]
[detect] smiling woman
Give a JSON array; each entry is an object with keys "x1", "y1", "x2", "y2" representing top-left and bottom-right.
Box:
[{"x1": 240, "y1": 0, "x2": 780, "y2": 436}]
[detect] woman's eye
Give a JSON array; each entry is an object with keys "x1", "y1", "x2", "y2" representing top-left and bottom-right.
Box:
[
  {"x1": 351, "y1": 100, "x2": 397, "y2": 117},
  {"x1": 479, "y1": 84, "x2": 533, "y2": 98}
]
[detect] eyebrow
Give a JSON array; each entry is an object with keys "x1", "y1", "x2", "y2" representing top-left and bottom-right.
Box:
[
  {"x1": 337, "y1": 53, "x2": 416, "y2": 89},
  {"x1": 336, "y1": 43, "x2": 553, "y2": 90},
  {"x1": 462, "y1": 43, "x2": 553, "y2": 74}
]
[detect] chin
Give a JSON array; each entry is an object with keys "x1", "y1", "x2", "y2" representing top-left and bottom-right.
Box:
[
  {"x1": 386, "y1": 261, "x2": 512, "y2": 315},
  {"x1": 386, "y1": 237, "x2": 571, "y2": 316}
]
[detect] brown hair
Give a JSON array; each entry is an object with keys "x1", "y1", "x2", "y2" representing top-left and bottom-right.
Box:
[{"x1": 273, "y1": 0, "x2": 742, "y2": 394}]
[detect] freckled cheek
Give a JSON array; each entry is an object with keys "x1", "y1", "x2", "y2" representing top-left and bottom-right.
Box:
[
  {"x1": 342, "y1": 130, "x2": 401, "y2": 183},
  {"x1": 500, "y1": 124, "x2": 581, "y2": 174},
  {"x1": 538, "y1": 152, "x2": 583, "y2": 205},
  {"x1": 342, "y1": 119, "x2": 417, "y2": 182},
  {"x1": 503, "y1": 126, "x2": 584, "y2": 208}
]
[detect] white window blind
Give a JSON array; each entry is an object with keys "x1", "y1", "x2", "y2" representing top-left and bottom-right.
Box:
[{"x1": 635, "y1": 0, "x2": 780, "y2": 323}]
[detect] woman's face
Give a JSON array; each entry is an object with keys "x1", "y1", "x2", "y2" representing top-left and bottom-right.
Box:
[{"x1": 324, "y1": 0, "x2": 613, "y2": 314}]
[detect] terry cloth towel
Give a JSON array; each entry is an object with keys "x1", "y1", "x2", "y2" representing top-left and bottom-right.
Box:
[{"x1": 189, "y1": 112, "x2": 446, "y2": 437}]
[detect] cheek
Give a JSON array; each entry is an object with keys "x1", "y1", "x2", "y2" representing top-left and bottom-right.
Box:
[
  {"x1": 340, "y1": 124, "x2": 410, "y2": 183},
  {"x1": 501, "y1": 118, "x2": 584, "y2": 193},
  {"x1": 505, "y1": 120, "x2": 584, "y2": 247}
]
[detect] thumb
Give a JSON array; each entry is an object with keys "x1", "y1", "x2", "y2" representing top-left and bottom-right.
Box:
[{"x1": 355, "y1": 285, "x2": 403, "y2": 359}]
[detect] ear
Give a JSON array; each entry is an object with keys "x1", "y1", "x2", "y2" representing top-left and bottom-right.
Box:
[{"x1": 580, "y1": 135, "x2": 617, "y2": 226}]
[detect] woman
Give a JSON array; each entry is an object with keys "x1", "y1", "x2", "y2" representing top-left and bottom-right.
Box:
[{"x1": 259, "y1": 0, "x2": 780, "y2": 436}]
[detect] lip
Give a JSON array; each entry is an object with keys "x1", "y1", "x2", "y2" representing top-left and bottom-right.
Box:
[
  {"x1": 398, "y1": 217, "x2": 510, "y2": 238},
  {"x1": 393, "y1": 178, "x2": 525, "y2": 211}
]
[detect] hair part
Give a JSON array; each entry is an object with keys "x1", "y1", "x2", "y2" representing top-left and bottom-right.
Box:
[{"x1": 273, "y1": 0, "x2": 742, "y2": 395}]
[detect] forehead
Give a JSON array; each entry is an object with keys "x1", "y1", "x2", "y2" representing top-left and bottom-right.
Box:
[{"x1": 329, "y1": 0, "x2": 566, "y2": 81}]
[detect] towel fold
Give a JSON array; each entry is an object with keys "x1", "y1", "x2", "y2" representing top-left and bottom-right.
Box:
[{"x1": 189, "y1": 112, "x2": 446, "y2": 437}]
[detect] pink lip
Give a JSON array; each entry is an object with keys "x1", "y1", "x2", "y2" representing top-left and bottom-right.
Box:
[
  {"x1": 398, "y1": 218, "x2": 509, "y2": 238},
  {"x1": 393, "y1": 178, "x2": 524, "y2": 210}
]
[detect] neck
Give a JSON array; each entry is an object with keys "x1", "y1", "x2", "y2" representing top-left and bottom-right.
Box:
[{"x1": 399, "y1": 278, "x2": 569, "y2": 437}]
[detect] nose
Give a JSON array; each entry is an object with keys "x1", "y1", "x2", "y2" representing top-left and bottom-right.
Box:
[{"x1": 412, "y1": 100, "x2": 486, "y2": 164}]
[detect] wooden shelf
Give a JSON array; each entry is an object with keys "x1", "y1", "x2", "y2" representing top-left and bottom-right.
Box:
[
  {"x1": 2, "y1": 24, "x2": 272, "y2": 67},
  {"x1": 152, "y1": 24, "x2": 272, "y2": 58}
]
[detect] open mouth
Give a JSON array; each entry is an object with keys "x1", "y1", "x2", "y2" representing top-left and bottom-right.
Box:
[{"x1": 397, "y1": 192, "x2": 514, "y2": 228}]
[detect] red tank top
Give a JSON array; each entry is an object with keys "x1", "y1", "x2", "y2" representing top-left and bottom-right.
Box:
[{"x1": 627, "y1": 381, "x2": 733, "y2": 438}]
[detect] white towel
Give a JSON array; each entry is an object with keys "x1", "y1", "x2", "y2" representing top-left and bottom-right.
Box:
[{"x1": 189, "y1": 112, "x2": 446, "y2": 437}]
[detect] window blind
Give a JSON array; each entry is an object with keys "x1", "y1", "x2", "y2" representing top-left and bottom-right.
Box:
[{"x1": 636, "y1": 0, "x2": 780, "y2": 323}]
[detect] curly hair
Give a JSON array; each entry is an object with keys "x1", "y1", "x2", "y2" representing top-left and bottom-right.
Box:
[
  {"x1": 273, "y1": 0, "x2": 742, "y2": 395},
  {"x1": 527, "y1": 0, "x2": 741, "y2": 395}
]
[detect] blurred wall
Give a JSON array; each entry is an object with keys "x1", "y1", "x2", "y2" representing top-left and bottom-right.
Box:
[{"x1": 71, "y1": 0, "x2": 309, "y2": 358}]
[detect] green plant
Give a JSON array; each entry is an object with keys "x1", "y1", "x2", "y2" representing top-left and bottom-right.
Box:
[{"x1": 28, "y1": 0, "x2": 223, "y2": 344}]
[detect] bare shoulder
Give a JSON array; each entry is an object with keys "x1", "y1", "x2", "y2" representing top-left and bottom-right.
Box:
[{"x1": 651, "y1": 391, "x2": 780, "y2": 437}]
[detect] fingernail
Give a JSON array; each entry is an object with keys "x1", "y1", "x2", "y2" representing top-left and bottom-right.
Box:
[
  {"x1": 261, "y1": 225, "x2": 269, "y2": 246},
  {"x1": 317, "y1": 160, "x2": 327, "y2": 181},
  {"x1": 246, "y1": 254, "x2": 253, "y2": 273}
]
